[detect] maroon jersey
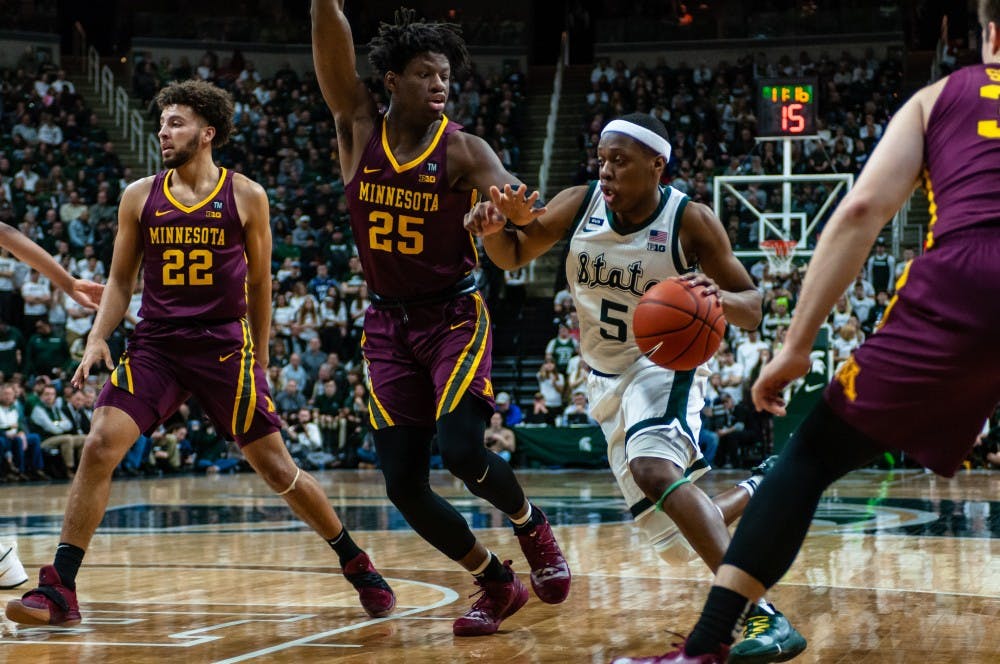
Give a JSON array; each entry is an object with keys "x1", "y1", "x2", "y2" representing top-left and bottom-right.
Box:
[
  {"x1": 139, "y1": 168, "x2": 247, "y2": 321},
  {"x1": 923, "y1": 64, "x2": 1000, "y2": 248},
  {"x1": 345, "y1": 114, "x2": 478, "y2": 299}
]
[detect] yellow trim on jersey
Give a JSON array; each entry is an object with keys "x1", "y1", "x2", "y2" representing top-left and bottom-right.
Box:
[
  {"x1": 382, "y1": 116, "x2": 449, "y2": 173},
  {"x1": 436, "y1": 292, "x2": 489, "y2": 418},
  {"x1": 163, "y1": 167, "x2": 228, "y2": 214},
  {"x1": 231, "y1": 319, "x2": 257, "y2": 435},
  {"x1": 876, "y1": 260, "x2": 913, "y2": 332},
  {"x1": 921, "y1": 169, "x2": 939, "y2": 250}
]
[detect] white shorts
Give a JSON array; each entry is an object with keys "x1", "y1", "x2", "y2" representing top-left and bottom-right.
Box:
[{"x1": 588, "y1": 357, "x2": 710, "y2": 561}]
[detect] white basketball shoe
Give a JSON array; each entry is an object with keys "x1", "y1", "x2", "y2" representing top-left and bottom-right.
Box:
[{"x1": 0, "y1": 540, "x2": 29, "y2": 589}]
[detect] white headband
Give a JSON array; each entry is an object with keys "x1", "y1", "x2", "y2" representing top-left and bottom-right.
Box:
[{"x1": 601, "y1": 119, "x2": 672, "y2": 161}]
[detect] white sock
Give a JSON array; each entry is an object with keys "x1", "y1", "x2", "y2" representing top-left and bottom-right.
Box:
[
  {"x1": 509, "y1": 503, "x2": 533, "y2": 527},
  {"x1": 738, "y1": 476, "x2": 761, "y2": 498},
  {"x1": 470, "y1": 551, "x2": 494, "y2": 576}
]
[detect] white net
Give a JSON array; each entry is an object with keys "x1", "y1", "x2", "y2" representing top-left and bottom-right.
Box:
[{"x1": 760, "y1": 240, "x2": 798, "y2": 276}]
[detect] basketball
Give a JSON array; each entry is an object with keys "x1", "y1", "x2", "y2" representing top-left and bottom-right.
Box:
[{"x1": 633, "y1": 276, "x2": 726, "y2": 371}]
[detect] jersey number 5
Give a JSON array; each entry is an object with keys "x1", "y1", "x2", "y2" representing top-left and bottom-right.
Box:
[
  {"x1": 599, "y1": 299, "x2": 628, "y2": 342},
  {"x1": 369, "y1": 211, "x2": 424, "y2": 255},
  {"x1": 162, "y1": 249, "x2": 213, "y2": 286}
]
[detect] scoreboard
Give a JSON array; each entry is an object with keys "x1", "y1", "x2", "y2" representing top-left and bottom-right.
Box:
[{"x1": 757, "y1": 78, "x2": 817, "y2": 137}]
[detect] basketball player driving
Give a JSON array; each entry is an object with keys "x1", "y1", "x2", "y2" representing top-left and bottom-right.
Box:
[{"x1": 467, "y1": 113, "x2": 806, "y2": 662}]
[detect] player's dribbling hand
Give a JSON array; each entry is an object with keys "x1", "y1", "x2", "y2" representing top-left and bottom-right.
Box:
[
  {"x1": 679, "y1": 272, "x2": 722, "y2": 301},
  {"x1": 72, "y1": 338, "x2": 114, "y2": 389},
  {"x1": 488, "y1": 184, "x2": 547, "y2": 226},
  {"x1": 463, "y1": 201, "x2": 506, "y2": 237},
  {"x1": 751, "y1": 347, "x2": 811, "y2": 416}
]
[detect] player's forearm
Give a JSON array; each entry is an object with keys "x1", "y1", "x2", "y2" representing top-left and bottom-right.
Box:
[
  {"x1": 482, "y1": 221, "x2": 553, "y2": 270},
  {"x1": 785, "y1": 201, "x2": 883, "y2": 354},
  {"x1": 246, "y1": 283, "x2": 272, "y2": 356},
  {"x1": 720, "y1": 288, "x2": 763, "y2": 331},
  {"x1": 0, "y1": 224, "x2": 75, "y2": 293},
  {"x1": 87, "y1": 280, "x2": 132, "y2": 340}
]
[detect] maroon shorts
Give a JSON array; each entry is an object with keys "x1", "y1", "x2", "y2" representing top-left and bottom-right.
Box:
[
  {"x1": 97, "y1": 318, "x2": 281, "y2": 446},
  {"x1": 362, "y1": 291, "x2": 494, "y2": 429},
  {"x1": 825, "y1": 230, "x2": 1000, "y2": 476}
]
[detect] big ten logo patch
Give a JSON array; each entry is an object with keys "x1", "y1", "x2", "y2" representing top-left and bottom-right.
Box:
[{"x1": 419, "y1": 161, "x2": 438, "y2": 184}]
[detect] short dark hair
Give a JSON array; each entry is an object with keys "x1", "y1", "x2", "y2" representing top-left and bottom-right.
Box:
[
  {"x1": 155, "y1": 80, "x2": 235, "y2": 148},
  {"x1": 368, "y1": 7, "x2": 470, "y2": 79},
  {"x1": 617, "y1": 112, "x2": 671, "y2": 143}
]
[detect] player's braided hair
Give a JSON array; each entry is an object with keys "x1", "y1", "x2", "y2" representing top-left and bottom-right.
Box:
[
  {"x1": 155, "y1": 79, "x2": 235, "y2": 148},
  {"x1": 368, "y1": 7, "x2": 470, "y2": 79}
]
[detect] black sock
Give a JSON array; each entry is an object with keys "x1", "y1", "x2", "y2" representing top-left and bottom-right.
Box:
[
  {"x1": 685, "y1": 586, "x2": 753, "y2": 655},
  {"x1": 53, "y1": 542, "x2": 85, "y2": 590},
  {"x1": 328, "y1": 529, "x2": 363, "y2": 568},
  {"x1": 511, "y1": 504, "x2": 543, "y2": 535},
  {"x1": 475, "y1": 554, "x2": 512, "y2": 583}
]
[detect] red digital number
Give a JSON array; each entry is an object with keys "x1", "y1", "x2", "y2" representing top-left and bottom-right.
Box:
[{"x1": 781, "y1": 103, "x2": 805, "y2": 133}]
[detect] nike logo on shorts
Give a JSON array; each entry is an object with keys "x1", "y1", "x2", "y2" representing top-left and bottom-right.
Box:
[
  {"x1": 219, "y1": 352, "x2": 237, "y2": 362},
  {"x1": 450, "y1": 320, "x2": 469, "y2": 331}
]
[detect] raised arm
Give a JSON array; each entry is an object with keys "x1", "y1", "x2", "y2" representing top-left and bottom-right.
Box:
[{"x1": 311, "y1": 0, "x2": 376, "y2": 178}]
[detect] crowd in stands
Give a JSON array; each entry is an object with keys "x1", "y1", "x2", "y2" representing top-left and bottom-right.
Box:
[
  {"x1": 0, "y1": 41, "x2": 994, "y2": 479},
  {"x1": 0, "y1": 44, "x2": 525, "y2": 481}
]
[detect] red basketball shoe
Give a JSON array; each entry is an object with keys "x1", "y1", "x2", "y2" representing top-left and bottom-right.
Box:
[
  {"x1": 515, "y1": 506, "x2": 571, "y2": 603},
  {"x1": 452, "y1": 561, "x2": 529, "y2": 636},
  {"x1": 342, "y1": 552, "x2": 396, "y2": 618},
  {"x1": 5, "y1": 565, "x2": 81, "y2": 626}
]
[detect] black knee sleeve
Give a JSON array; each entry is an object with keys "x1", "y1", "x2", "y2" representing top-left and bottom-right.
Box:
[
  {"x1": 723, "y1": 399, "x2": 883, "y2": 588},
  {"x1": 374, "y1": 425, "x2": 476, "y2": 560},
  {"x1": 437, "y1": 395, "x2": 525, "y2": 515}
]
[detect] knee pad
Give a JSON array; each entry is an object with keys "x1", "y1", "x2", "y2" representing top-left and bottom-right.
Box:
[{"x1": 634, "y1": 507, "x2": 698, "y2": 565}]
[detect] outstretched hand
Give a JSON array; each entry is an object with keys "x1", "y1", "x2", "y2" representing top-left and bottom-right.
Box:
[
  {"x1": 71, "y1": 279, "x2": 104, "y2": 310},
  {"x1": 488, "y1": 184, "x2": 547, "y2": 226},
  {"x1": 464, "y1": 200, "x2": 507, "y2": 237},
  {"x1": 750, "y1": 347, "x2": 812, "y2": 416}
]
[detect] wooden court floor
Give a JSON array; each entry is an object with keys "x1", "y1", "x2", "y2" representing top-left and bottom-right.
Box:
[{"x1": 0, "y1": 467, "x2": 997, "y2": 663}]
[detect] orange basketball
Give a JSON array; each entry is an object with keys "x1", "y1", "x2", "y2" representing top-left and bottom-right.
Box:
[{"x1": 633, "y1": 276, "x2": 726, "y2": 371}]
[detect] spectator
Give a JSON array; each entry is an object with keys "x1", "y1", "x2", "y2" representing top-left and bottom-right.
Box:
[
  {"x1": 274, "y1": 378, "x2": 307, "y2": 415},
  {"x1": 20, "y1": 269, "x2": 51, "y2": 335},
  {"x1": 494, "y1": 391, "x2": 523, "y2": 427},
  {"x1": 24, "y1": 319, "x2": 69, "y2": 379},
  {"x1": 545, "y1": 323, "x2": 579, "y2": 377},
  {"x1": 484, "y1": 411, "x2": 516, "y2": 463},
  {"x1": 866, "y1": 237, "x2": 896, "y2": 294},
  {"x1": 280, "y1": 353, "x2": 310, "y2": 395},
  {"x1": 523, "y1": 392, "x2": 555, "y2": 426},
  {"x1": 30, "y1": 384, "x2": 85, "y2": 478},
  {"x1": 0, "y1": 383, "x2": 44, "y2": 480},
  {"x1": 536, "y1": 358, "x2": 566, "y2": 415},
  {"x1": 560, "y1": 388, "x2": 598, "y2": 427}
]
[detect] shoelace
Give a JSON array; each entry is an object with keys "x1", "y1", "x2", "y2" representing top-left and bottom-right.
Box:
[
  {"x1": 345, "y1": 570, "x2": 391, "y2": 591},
  {"x1": 742, "y1": 614, "x2": 775, "y2": 638}
]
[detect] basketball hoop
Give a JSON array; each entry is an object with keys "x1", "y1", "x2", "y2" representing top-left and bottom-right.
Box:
[{"x1": 759, "y1": 239, "x2": 798, "y2": 276}]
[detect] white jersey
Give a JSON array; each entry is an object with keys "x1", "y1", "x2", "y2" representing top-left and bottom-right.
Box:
[{"x1": 566, "y1": 181, "x2": 690, "y2": 375}]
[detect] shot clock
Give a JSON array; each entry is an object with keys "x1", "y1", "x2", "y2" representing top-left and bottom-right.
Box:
[{"x1": 757, "y1": 78, "x2": 817, "y2": 137}]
